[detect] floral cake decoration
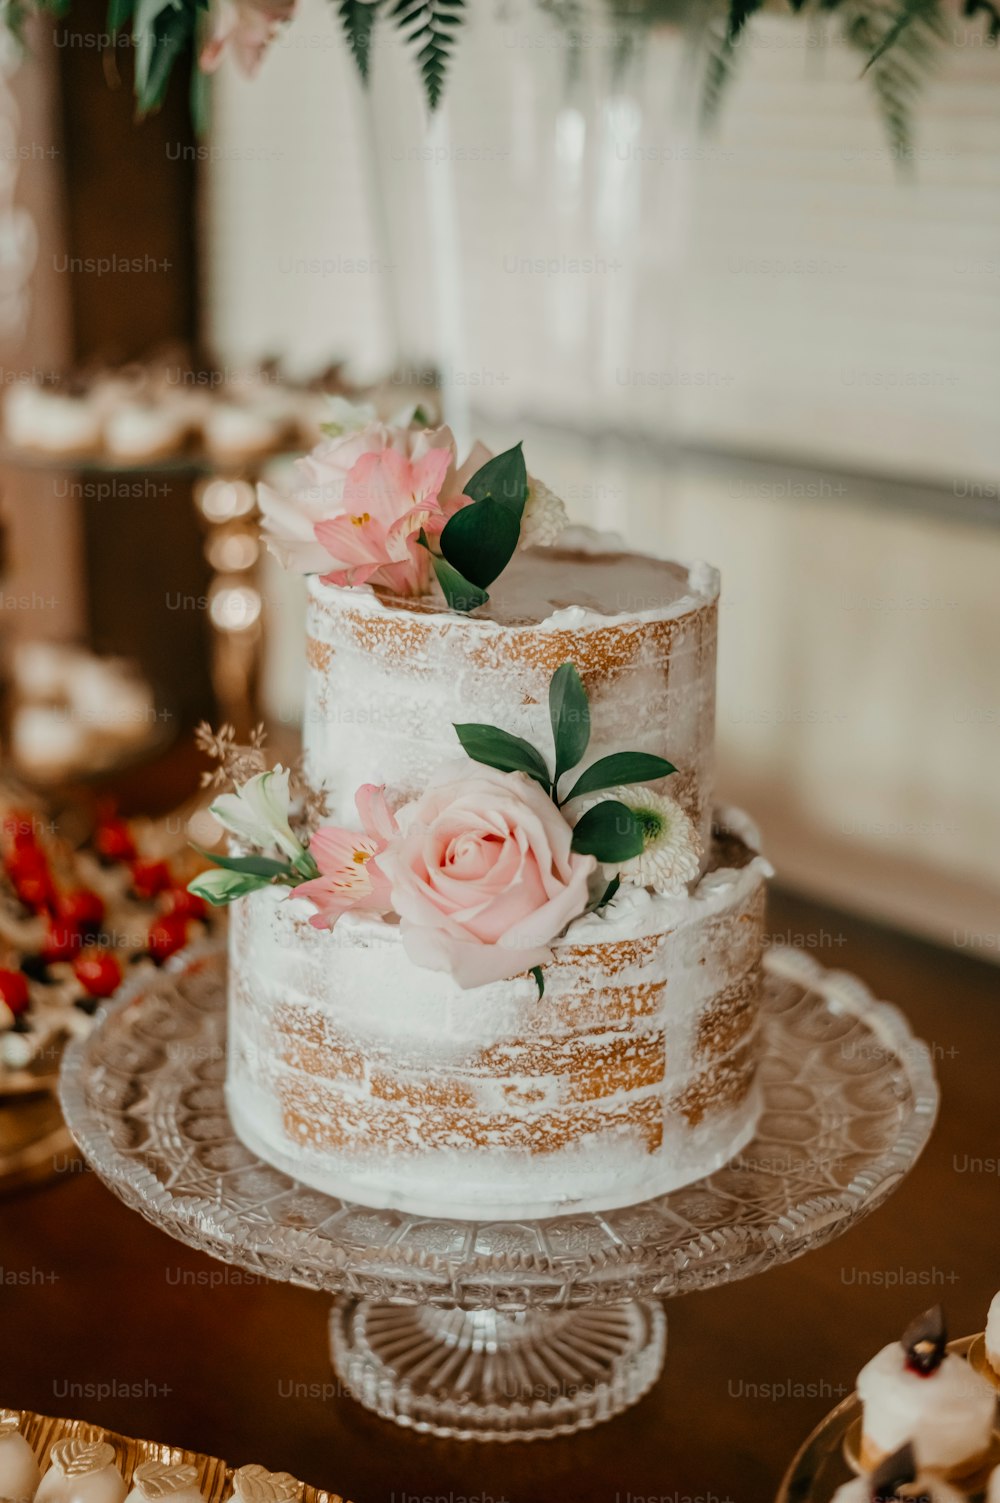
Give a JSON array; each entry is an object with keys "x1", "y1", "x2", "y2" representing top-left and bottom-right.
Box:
[
  {"x1": 258, "y1": 400, "x2": 566, "y2": 613},
  {"x1": 189, "y1": 664, "x2": 700, "y2": 993}
]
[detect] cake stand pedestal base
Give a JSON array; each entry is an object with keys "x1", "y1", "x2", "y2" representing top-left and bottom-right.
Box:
[{"x1": 329, "y1": 1298, "x2": 666, "y2": 1441}]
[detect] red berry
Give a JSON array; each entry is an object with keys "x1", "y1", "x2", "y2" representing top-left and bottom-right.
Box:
[
  {"x1": 73, "y1": 948, "x2": 123, "y2": 999},
  {"x1": 4, "y1": 845, "x2": 49, "y2": 883},
  {"x1": 94, "y1": 819, "x2": 137, "y2": 863},
  {"x1": 131, "y1": 859, "x2": 172, "y2": 901},
  {"x1": 0, "y1": 968, "x2": 30, "y2": 1017},
  {"x1": 40, "y1": 918, "x2": 80, "y2": 965},
  {"x1": 147, "y1": 913, "x2": 189, "y2": 963},
  {"x1": 14, "y1": 872, "x2": 54, "y2": 913},
  {"x1": 163, "y1": 887, "x2": 207, "y2": 922},
  {"x1": 3, "y1": 812, "x2": 39, "y2": 851},
  {"x1": 58, "y1": 888, "x2": 106, "y2": 932}
]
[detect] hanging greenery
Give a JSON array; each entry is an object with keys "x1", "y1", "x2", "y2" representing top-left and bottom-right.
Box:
[{"x1": 6, "y1": 0, "x2": 998, "y2": 142}]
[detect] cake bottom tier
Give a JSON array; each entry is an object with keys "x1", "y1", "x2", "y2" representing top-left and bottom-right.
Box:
[{"x1": 226, "y1": 819, "x2": 770, "y2": 1220}]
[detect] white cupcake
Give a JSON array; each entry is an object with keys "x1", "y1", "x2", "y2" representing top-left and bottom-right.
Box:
[
  {"x1": 4, "y1": 385, "x2": 102, "y2": 455},
  {"x1": 857, "y1": 1308, "x2": 996, "y2": 1479},
  {"x1": 124, "y1": 1460, "x2": 203, "y2": 1503},
  {"x1": 0, "y1": 1411, "x2": 41, "y2": 1503},
  {"x1": 104, "y1": 400, "x2": 190, "y2": 463},
  {"x1": 203, "y1": 402, "x2": 284, "y2": 466},
  {"x1": 35, "y1": 1440, "x2": 126, "y2": 1503}
]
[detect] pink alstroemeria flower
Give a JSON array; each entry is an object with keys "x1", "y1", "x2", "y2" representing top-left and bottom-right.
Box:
[
  {"x1": 297, "y1": 785, "x2": 397, "y2": 931},
  {"x1": 314, "y1": 446, "x2": 453, "y2": 596}
]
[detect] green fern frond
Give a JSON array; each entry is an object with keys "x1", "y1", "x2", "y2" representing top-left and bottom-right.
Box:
[
  {"x1": 838, "y1": 0, "x2": 946, "y2": 158},
  {"x1": 699, "y1": 2, "x2": 741, "y2": 129},
  {"x1": 862, "y1": 0, "x2": 944, "y2": 71},
  {"x1": 389, "y1": 0, "x2": 465, "y2": 109},
  {"x1": 726, "y1": 0, "x2": 765, "y2": 37},
  {"x1": 336, "y1": 0, "x2": 380, "y2": 81}
]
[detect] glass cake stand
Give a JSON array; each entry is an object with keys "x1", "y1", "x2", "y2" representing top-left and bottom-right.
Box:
[{"x1": 59, "y1": 943, "x2": 939, "y2": 1443}]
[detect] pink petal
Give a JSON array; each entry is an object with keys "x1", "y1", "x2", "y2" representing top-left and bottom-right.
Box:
[{"x1": 355, "y1": 784, "x2": 397, "y2": 844}]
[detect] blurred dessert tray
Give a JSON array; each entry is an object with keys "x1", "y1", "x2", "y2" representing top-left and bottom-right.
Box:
[
  {"x1": 0, "y1": 442, "x2": 300, "y2": 477},
  {"x1": 777, "y1": 1335, "x2": 1000, "y2": 1503},
  {"x1": 1, "y1": 1408, "x2": 349, "y2": 1503}
]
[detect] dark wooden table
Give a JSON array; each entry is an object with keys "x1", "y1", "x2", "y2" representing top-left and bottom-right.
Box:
[{"x1": 3, "y1": 888, "x2": 998, "y2": 1503}]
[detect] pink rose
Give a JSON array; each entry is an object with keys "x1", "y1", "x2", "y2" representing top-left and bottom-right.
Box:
[{"x1": 380, "y1": 767, "x2": 596, "y2": 989}]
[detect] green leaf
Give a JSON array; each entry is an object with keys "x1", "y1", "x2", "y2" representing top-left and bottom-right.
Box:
[
  {"x1": 454, "y1": 724, "x2": 551, "y2": 791},
  {"x1": 337, "y1": 0, "x2": 379, "y2": 81},
  {"x1": 570, "y1": 802, "x2": 645, "y2": 863},
  {"x1": 439, "y1": 497, "x2": 521, "y2": 590},
  {"x1": 564, "y1": 752, "x2": 676, "y2": 804},
  {"x1": 107, "y1": 0, "x2": 135, "y2": 33},
  {"x1": 462, "y1": 442, "x2": 528, "y2": 517},
  {"x1": 187, "y1": 869, "x2": 271, "y2": 906},
  {"x1": 530, "y1": 965, "x2": 545, "y2": 999},
  {"x1": 590, "y1": 874, "x2": 621, "y2": 913},
  {"x1": 192, "y1": 846, "x2": 292, "y2": 878},
  {"x1": 549, "y1": 662, "x2": 590, "y2": 785},
  {"x1": 134, "y1": 0, "x2": 194, "y2": 117},
  {"x1": 428, "y1": 552, "x2": 488, "y2": 612}
]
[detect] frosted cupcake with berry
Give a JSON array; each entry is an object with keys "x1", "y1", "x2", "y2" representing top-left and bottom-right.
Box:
[
  {"x1": 0, "y1": 1410, "x2": 41, "y2": 1503},
  {"x1": 833, "y1": 1443, "x2": 964, "y2": 1503},
  {"x1": 856, "y1": 1307, "x2": 996, "y2": 1479}
]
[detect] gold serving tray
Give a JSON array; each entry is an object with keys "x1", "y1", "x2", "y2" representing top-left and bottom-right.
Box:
[{"x1": 5, "y1": 1411, "x2": 351, "y2": 1503}]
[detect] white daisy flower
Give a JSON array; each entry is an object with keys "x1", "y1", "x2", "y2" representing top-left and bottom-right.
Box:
[
  {"x1": 521, "y1": 477, "x2": 569, "y2": 548},
  {"x1": 584, "y1": 785, "x2": 702, "y2": 896}
]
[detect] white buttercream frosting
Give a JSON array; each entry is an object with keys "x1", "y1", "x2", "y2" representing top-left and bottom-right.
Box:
[
  {"x1": 227, "y1": 819, "x2": 767, "y2": 1219},
  {"x1": 303, "y1": 550, "x2": 720, "y2": 859},
  {"x1": 857, "y1": 1343, "x2": 996, "y2": 1472}
]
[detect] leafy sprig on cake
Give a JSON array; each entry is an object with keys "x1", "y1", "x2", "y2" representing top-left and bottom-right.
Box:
[
  {"x1": 258, "y1": 402, "x2": 566, "y2": 614},
  {"x1": 189, "y1": 662, "x2": 701, "y2": 995},
  {"x1": 457, "y1": 661, "x2": 699, "y2": 886}
]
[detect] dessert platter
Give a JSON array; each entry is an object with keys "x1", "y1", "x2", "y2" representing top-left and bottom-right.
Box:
[
  {"x1": 0, "y1": 356, "x2": 350, "y2": 470},
  {"x1": 0, "y1": 791, "x2": 213, "y2": 1190},
  {"x1": 0, "y1": 1408, "x2": 348, "y2": 1503},
  {"x1": 59, "y1": 407, "x2": 940, "y2": 1440},
  {"x1": 779, "y1": 1302, "x2": 1000, "y2": 1503}
]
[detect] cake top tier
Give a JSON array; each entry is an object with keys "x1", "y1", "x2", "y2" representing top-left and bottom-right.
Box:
[{"x1": 339, "y1": 543, "x2": 715, "y2": 630}]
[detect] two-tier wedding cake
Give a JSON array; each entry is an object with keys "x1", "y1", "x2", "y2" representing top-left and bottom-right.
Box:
[{"x1": 191, "y1": 406, "x2": 771, "y2": 1219}]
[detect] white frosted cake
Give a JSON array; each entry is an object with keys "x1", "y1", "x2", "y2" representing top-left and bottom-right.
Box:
[{"x1": 194, "y1": 416, "x2": 772, "y2": 1219}]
